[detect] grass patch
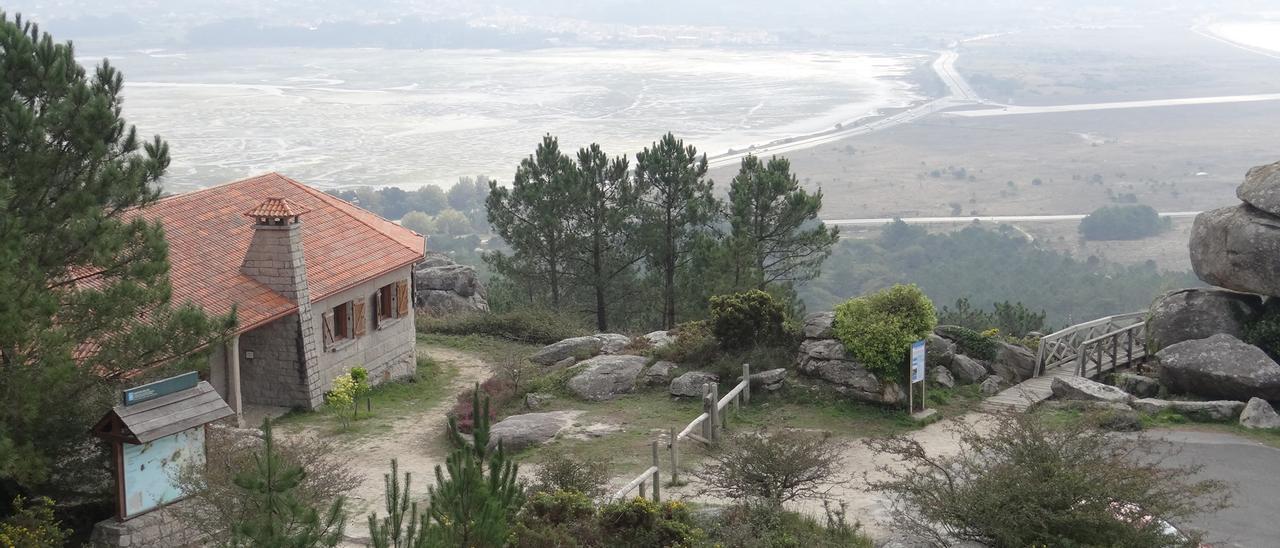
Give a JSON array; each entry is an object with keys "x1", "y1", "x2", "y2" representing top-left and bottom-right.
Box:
[
  {"x1": 416, "y1": 309, "x2": 588, "y2": 345},
  {"x1": 275, "y1": 353, "x2": 456, "y2": 439}
]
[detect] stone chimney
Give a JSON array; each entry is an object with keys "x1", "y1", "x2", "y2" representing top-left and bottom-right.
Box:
[{"x1": 241, "y1": 197, "x2": 324, "y2": 408}]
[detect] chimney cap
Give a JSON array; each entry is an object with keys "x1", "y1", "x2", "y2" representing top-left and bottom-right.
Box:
[{"x1": 244, "y1": 197, "x2": 311, "y2": 221}]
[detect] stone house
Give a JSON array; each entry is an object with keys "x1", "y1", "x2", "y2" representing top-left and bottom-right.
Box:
[{"x1": 135, "y1": 173, "x2": 425, "y2": 419}]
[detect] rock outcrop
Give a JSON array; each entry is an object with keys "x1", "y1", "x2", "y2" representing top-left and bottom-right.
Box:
[
  {"x1": 566, "y1": 355, "x2": 648, "y2": 401},
  {"x1": 529, "y1": 334, "x2": 633, "y2": 366},
  {"x1": 948, "y1": 354, "x2": 988, "y2": 385},
  {"x1": 1155, "y1": 334, "x2": 1280, "y2": 401},
  {"x1": 802, "y1": 312, "x2": 835, "y2": 339},
  {"x1": 1051, "y1": 376, "x2": 1132, "y2": 404},
  {"x1": 669, "y1": 371, "x2": 718, "y2": 398},
  {"x1": 642, "y1": 361, "x2": 679, "y2": 387},
  {"x1": 1237, "y1": 160, "x2": 1280, "y2": 216},
  {"x1": 1189, "y1": 204, "x2": 1280, "y2": 297},
  {"x1": 1115, "y1": 373, "x2": 1160, "y2": 399},
  {"x1": 414, "y1": 253, "x2": 489, "y2": 315},
  {"x1": 1131, "y1": 398, "x2": 1245, "y2": 422},
  {"x1": 745, "y1": 368, "x2": 788, "y2": 391},
  {"x1": 988, "y1": 342, "x2": 1037, "y2": 384},
  {"x1": 488, "y1": 410, "x2": 581, "y2": 451},
  {"x1": 1240, "y1": 397, "x2": 1280, "y2": 429},
  {"x1": 795, "y1": 328, "x2": 903, "y2": 404},
  {"x1": 1146, "y1": 288, "x2": 1267, "y2": 350},
  {"x1": 642, "y1": 330, "x2": 675, "y2": 350}
]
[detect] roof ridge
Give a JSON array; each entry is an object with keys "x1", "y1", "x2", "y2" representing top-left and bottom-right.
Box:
[
  {"x1": 275, "y1": 174, "x2": 423, "y2": 258},
  {"x1": 154, "y1": 172, "x2": 276, "y2": 205}
]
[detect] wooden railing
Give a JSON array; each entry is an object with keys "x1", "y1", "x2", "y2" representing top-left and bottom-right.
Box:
[
  {"x1": 667, "y1": 364, "x2": 752, "y2": 484},
  {"x1": 1075, "y1": 321, "x2": 1147, "y2": 378},
  {"x1": 609, "y1": 441, "x2": 662, "y2": 502},
  {"x1": 1034, "y1": 312, "x2": 1147, "y2": 377}
]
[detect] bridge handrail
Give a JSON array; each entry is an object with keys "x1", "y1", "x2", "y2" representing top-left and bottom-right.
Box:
[{"x1": 1034, "y1": 311, "x2": 1148, "y2": 376}]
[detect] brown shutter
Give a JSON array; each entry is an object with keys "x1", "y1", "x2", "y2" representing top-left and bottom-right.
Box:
[
  {"x1": 346, "y1": 302, "x2": 355, "y2": 339},
  {"x1": 396, "y1": 280, "x2": 409, "y2": 317},
  {"x1": 321, "y1": 311, "x2": 335, "y2": 349},
  {"x1": 371, "y1": 292, "x2": 380, "y2": 329},
  {"x1": 353, "y1": 300, "x2": 367, "y2": 337}
]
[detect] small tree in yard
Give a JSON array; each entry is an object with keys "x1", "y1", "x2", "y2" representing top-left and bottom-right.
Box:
[
  {"x1": 229, "y1": 419, "x2": 348, "y2": 548},
  {"x1": 865, "y1": 412, "x2": 1230, "y2": 547},
  {"x1": 696, "y1": 429, "x2": 847, "y2": 505}
]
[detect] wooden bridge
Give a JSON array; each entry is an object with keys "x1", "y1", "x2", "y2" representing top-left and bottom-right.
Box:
[{"x1": 982, "y1": 311, "x2": 1149, "y2": 412}]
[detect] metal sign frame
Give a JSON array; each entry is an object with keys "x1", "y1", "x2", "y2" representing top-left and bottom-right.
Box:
[
  {"x1": 908, "y1": 340, "x2": 927, "y2": 414},
  {"x1": 122, "y1": 371, "x2": 199, "y2": 406}
]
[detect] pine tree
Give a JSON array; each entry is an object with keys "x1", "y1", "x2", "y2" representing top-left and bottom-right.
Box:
[
  {"x1": 568, "y1": 144, "x2": 645, "y2": 331},
  {"x1": 368, "y1": 459, "x2": 426, "y2": 548},
  {"x1": 424, "y1": 386, "x2": 522, "y2": 547},
  {"x1": 231, "y1": 419, "x2": 347, "y2": 548},
  {"x1": 727, "y1": 155, "x2": 839, "y2": 289},
  {"x1": 0, "y1": 13, "x2": 235, "y2": 498},
  {"x1": 486, "y1": 136, "x2": 578, "y2": 310},
  {"x1": 634, "y1": 133, "x2": 720, "y2": 329}
]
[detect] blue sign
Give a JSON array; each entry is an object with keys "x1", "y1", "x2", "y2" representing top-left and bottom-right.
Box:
[
  {"x1": 122, "y1": 371, "x2": 199, "y2": 406},
  {"x1": 910, "y1": 340, "x2": 926, "y2": 384}
]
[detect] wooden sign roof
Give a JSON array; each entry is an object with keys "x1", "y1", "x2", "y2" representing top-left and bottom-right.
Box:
[{"x1": 93, "y1": 381, "x2": 233, "y2": 444}]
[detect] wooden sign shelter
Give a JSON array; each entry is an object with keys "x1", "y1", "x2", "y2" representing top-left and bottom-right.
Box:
[{"x1": 93, "y1": 373, "x2": 233, "y2": 520}]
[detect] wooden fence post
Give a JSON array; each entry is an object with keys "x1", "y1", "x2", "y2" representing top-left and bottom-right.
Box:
[
  {"x1": 706, "y1": 384, "x2": 716, "y2": 440},
  {"x1": 669, "y1": 427, "x2": 679, "y2": 484},
  {"x1": 709, "y1": 383, "x2": 720, "y2": 443},
  {"x1": 742, "y1": 363, "x2": 751, "y2": 405},
  {"x1": 639, "y1": 479, "x2": 646, "y2": 499},
  {"x1": 651, "y1": 441, "x2": 661, "y2": 502}
]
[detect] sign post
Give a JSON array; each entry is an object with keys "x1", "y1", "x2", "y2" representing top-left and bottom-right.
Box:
[{"x1": 908, "y1": 340, "x2": 933, "y2": 420}]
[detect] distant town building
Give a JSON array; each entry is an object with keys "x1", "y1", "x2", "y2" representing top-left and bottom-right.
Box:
[{"x1": 133, "y1": 173, "x2": 424, "y2": 417}]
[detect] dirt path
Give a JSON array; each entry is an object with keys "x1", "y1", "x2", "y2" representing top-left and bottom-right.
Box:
[
  {"x1": 321, "y1": 345, "x2": 492, "y2": 545},
  {"x1": 655, "y1": 412, "x2": 997, "y2": 539}
]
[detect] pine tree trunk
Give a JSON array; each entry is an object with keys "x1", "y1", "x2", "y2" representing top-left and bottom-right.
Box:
[{"x1": 593, "y1": 235, "x2": 608, "y2": 331}]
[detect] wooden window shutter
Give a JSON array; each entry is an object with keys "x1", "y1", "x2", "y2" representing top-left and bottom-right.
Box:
[
  {"x1": 346, "y1": 302, "x2": 355, "y2": 339},
  {"x1": 396, "y1": 280, "x2": 409, "y2": 317},
  {"x1": 353, "y1": 300, "x2": 367, "y2": 337},
  {"x1": 321, "y1": 311, "x2": 335, "y2": 348},
  {"x1": 371, "y1": 292, "x2": 380, "y2": 329}
]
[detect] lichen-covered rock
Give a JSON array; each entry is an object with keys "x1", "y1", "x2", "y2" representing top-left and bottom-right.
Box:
[
  {"x1": 1115, "y1": 373, "x2": 1160, "y2": 398},
  {"x1": 979, "y1": 376, "x2": 1003, "y2": 396},
  {"x1": 1237, "y1": 160, "x2": 1280, "y2": 216},
  {"x1": 643, "y1": 330, "x2": 675, "y2": 350},
  {"x1": 802, "y1": 311, "x2": 835, "y2": 339},
  {"x1": 643, "y1": 361, "x2": 679, "y2": 386},
  {"x1": 1051, "y1": 376, "x2": 1132, "y2": 404},
  {"x1": 931, "y1": 366, "x2": 956, "y2": 389},
  {"x1": 747, "y1": 368, "x2": 788, "y2": 391},
  {"x1": 414, "y1": 253, "x2": 490, "y2": 315},
  {"x1": 524, "y1": 392, "x2": 554, "y2": 410},
  {"x1": 798, "y1": 339, "x2": 848, "y2": 361},
  {"x1": 1131, "y1": 398, "x2": 1245, "y2": 422},
  {"x1": 1239, "y1": 397, "x2": 1280, "y2": 429},
  {"x1": 417, "y1": 289, "x2": 490, "y2": 316},
  {"x1": 566, "y1": 355, "x2": 648, "y2": 401},
  {"x1": 1190, "y1": 205, "x2": 1280, "y2": 296},
  {"x1": 595, "y1": 333, "x2": 631, "y2": 354},
  {"x1": 1146, "y1": 287, "x2": 1267, "y2": 351},
  {"x1": 948, "y1": 354, "x2": 988, "y2": 385},
  {"x1": 669, "y1": 371, "x2": 718, "y2": 398},
  {"x1": 987, "y1": 342, "x2": 1037, "y2": 383},
  {"x1": 1155, "y1": 334, "x2": 1280, "y2": 401},
  {"x1": 487, "y1": 411, "x2": 581, "y2": 451},
  {"x1": 926, "y1": 334, "x2": 955, "y2": 369},
  {"x1": 530, "y1": 336, "x2": 604, "y2": 366}
]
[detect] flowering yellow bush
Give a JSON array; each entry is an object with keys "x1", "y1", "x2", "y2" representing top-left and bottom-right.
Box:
[
  {"x1": 0, "y1": 496, "x2": 69, "y2": 547},
  {"x1": 326, "y1": 372, "x2": 359, "y2": 429}
]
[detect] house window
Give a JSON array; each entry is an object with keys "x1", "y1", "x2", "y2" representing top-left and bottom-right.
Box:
[
  {"x1": 374, "y1": 279, "x2": 410, "y2": 329},
  {"x1": 377, "y1": 284, "x2": 394, "y2": 321},
  {"x1": 332, "y1": 303, "x2": 350, "y2": 341}
]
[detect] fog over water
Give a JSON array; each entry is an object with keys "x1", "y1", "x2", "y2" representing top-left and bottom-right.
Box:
[{"x1": 98, "y1": 48, "x2": 921, "y2": 193}]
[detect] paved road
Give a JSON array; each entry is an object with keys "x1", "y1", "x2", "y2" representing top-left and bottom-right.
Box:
[
  {"x1": 822, "y1": 210, "x2": 1202, "y2": 227},
  {"x1": 1144, "y1": 429, "x2": 1280, "y2": 547},
  {"x1": 947, "y1": 93, "x2": 1280, "y2": 118}
]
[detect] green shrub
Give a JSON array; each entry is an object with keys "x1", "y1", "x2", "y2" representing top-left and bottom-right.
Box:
[
  {"x1": 704, "y1": 502, "x2": 872, "y2": 548},
  {"x1": 416, "y1": 309, "x2": 588, "y2": 344},
  {"x1": 598, "y1": 498, "x2": 703, "y2": 548},
  {"x1": 654, "y1": 321, "x2": 721, "y2": 366},
  {"x1": 1245, "y1": 306, "x2": 1280, "y2": 361},
  {"x1": 508, "y1": 491, "x2": 601, "y2": 548},
  {"x1": 832, "y1": 284, "x2": 937, "y2": 380},
  {"x1": 934, "y1": 325, "x2": 998, "y2": 360},
  {"x1": 530, "y1": 449, "x2": 611, "y2": 500},
  {"x1": 1078, "y1": 204, "x2": 1169, "y2": 240},
  {"x1": 0, "y1": 496, "x2": 70, "y2": 547},
  {"x1": 709, "y1": 290, "x2": 790, "y2": 351}
]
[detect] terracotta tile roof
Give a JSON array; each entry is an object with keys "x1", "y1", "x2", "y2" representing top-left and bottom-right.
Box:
[
  {"x1": 130, "y1": 173, "x2": 425, "y2": 333},
  {"x1": 244, "y1": 197, "x2": 311, "y2": 219}
]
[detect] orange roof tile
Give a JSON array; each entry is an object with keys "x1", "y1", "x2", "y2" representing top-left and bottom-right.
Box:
[{"x1": 130, "y1": 173, "x2": 425, "y2": 333}]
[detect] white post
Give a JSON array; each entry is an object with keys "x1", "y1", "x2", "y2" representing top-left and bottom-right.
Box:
[
  {"x1": 742, "y1": 363, "x2": 751, "y2": 405},
  {"x1": 651, "y1": 441, "x2": 661, "y2": 502},
  {"x1": 227, "y1": 334, "x2": 243, "y2": 426}
]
